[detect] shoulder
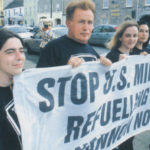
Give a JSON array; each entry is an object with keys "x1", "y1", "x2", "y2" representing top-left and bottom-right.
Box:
[{"x1": 106, "y1": 49, "x2": 120, "y2": 63}]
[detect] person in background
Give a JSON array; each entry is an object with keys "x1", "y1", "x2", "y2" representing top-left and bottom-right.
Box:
[
  {"x1": 130, "y1": 20, "x2": 150, "y2": 55},
  {"x1": 131, "y1": 21, "x2": 150, "y2": 150},
  {"x1": 37, "y1": 0, "x2": 112, "y2": 68},
  {"x1": 106, "y1": 21, "x2": 139, "y2": 150},
  {"x1": 39, "y1": 19, "x2": 53, "y2": 49},
  {"x1": 0, "y1": 28, "x2": 25, "y2": 150},
  {"x1": 106, "y1": 21, "x2": 138, "y2": 63}
]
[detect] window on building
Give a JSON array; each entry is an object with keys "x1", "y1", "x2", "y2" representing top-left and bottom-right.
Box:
[
  {"x1": 102, "y1": 18, "x2": 108, "y2": 24},
  {"x1": 9, "y1": 10, "x2": 10, "y2": 17},
  {"x1": 145, "y1": 0, "x2": 150, "y2": 5},
  {"x1": 30, "y1": 7, "x2": 32, "y2": 16},
  {"x1": 5, "y1": 11, "x2": 7, "y2": 17},
  {"x1": 126, "y1": 0, "x2": 132, "y2": 7},
  {"x1": 56, "y1": 4, "x2": 60, "y2": 11},
  {"x1": 34, "y1": 6, "x2": 36, "y2": 15},
  {"x1": 14, "y1": 9, "x2": 15, "y2": 15},
  {"x1": 103, "y1": 0, "x2": 109, "y2": 9},
  {"x1": 20, "y1": 8, "x2": 22, "y2": 15}
]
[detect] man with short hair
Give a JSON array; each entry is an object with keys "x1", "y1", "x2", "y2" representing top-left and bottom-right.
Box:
[{"x1": 37, "y1": 0, "x2": 112, "y2": 68}]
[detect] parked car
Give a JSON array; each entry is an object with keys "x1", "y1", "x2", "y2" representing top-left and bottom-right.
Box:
[
  {"x1": 32, "y1": 26, "x2": 40, "y2": 33},
  {"x1": 3, "y1": 25, "x2": 33, "y2": 40},
  {"x1": 25, "y1": 27, "x2": 68, "y2": 54},
  {"x1": 88, "y1": 24, "x2": 118, "y2": 46}
]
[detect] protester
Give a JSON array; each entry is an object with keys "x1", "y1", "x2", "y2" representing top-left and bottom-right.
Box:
[
  {"x1": 130, "y1": 20, "x2": 150, "y2": 55},
  {"x1": 39, "y1": 19, "x2": 53, "y2": 49},
  {"x1": 106, "y1": 21, "x2": 139, "y2": 150},
  {"x1": 131, "y1": 21, "x2": 150, "y2": 150},
  {"x1": 106, "y1": 21, "x2": 138, "y2": 63},
  {"x1": 37, "y1": 0, "x2": 112, "y2": 68},
  {"x1": 0, "y1": 28, "x2": 25, "y2": 150}
]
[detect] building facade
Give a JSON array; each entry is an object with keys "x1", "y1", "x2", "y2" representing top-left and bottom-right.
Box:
[
  {"x1": 24, "y1": 0, "x2": 38, "y2": 26},
  {"x1": 4, "y1": 0, "x2": 24, "y2": 25},
  {"x1": 0, "y1": 0, "x2": 4, "y2": 26},
  {"x1": 24, "y1": 0, "x2": 71, "y2": 27},
  {"x1": 94, "y1": 0, "x2": 150, "y2": 27}
]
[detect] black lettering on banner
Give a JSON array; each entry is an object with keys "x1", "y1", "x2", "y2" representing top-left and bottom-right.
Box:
[
  {"x1": 103, "y1": 70, "x2": 117, "y2": 94},
  {"x1": 71, "y1": 73, "x2": 87, "y2": 105},
  {"x1": 134, "y1": 63, "x2": 150, "y2": 85},
  {"x1": 122, "y1": 97, "x2": 130, "y2": 119},
  {"x1": 134, "y1": 110, "x2": 150, "y2": 130},
  {"x1": 113, "y1": 99, "x2": 122, "y2": 122},
  {"x1": 37, "y1": 78, "x2": 55, "y2": 112},
  {"x1": 134, "y1": 88, "x2": 149, "y2": 108},
  {"x1": 74, "y1": 119, "x2": 132, "y2": 150},
  {"x1": 64, "y1": 116, "x2": 84, "y2": 143},
  {"x1": 89, "y1": 72, "x2": 99, "y2": 103},
  {"x1": 81, "y1": 111, "x2": 96, "y2": 138},
  {"x1": 91, "y1": 106, "x2": 101, "y2": 131},
  {"x1": 117, "y1": 66, "x2": 127, "y2": 90},
  {"x1": 58, "y1": 76, "x2": 72, "y2": 106},
  {"x1": 134, "y1": 63, "x2": 144, "y2": 85},
  {"x1": 107, "y1": 119, "x2": 132, "y2": 147},
  {"x1": 101, "y1": 101, "x2": 111, "y2": 126},
  {"x1": 117, "y1": 119, "x2": 131, "y2": 141},
  {"x1": 95, "y1": 133, "x2": 109, "y2": 149},
  {"x1": 75, "y1": 143, "x2": 90, "y2": 150}
]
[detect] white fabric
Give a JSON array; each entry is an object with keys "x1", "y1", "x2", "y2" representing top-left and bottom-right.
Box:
[{"x1": 13, "y1": 55, "x2": 150, "y2": 150}]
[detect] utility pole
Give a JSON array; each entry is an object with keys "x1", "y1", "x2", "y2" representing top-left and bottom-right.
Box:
[
  {"x1": 136, "y1": 0, "x2": 139, "y2": 21},
  {"x1": 50, "y1": 0, "x2": 52, "y2": 18}
]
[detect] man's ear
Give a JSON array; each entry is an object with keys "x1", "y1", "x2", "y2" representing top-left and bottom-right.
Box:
[{"x1": 66, "y1": 19, "x2": 71, "y2": 28}]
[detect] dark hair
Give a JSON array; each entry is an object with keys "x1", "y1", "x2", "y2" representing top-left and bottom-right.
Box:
[
  {"x1": 137, "y1": 20, "x2": 150, "y2": 49},
  {"x1": 66, "y1": 0, "x2": 95, "y2": 20},
  {"x1": 0, "y1": 28, "x2": 24, "y2": 50}
]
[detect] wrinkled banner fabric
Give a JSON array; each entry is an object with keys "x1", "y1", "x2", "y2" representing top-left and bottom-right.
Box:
[{"x1": 13, "y1": 55, "x2": 150, "y2": 150}]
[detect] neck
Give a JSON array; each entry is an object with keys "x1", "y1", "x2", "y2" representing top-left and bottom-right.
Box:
[
  {"x1": 0, "y1": 72, "x2": 13, "y2": 87},
  {"x1": 119, "y1": 46, "x2": 130, "y2": 55},
  {"x1": 136, "y1": 42, "x2": 143, "y2": 50},
  {"x1": 67, "y1": 35, "x2": 87, "y2": 44}
]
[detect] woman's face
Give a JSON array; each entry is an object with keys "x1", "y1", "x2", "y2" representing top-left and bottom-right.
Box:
[
  {"x1": 0, "y1": 37, "x2": 25, "y2": 77},
  {"x1": 138, "y1": 24, "x2": 149, "y2": 44},
  {"x1": 120, "y1": 26, "x2": 138, "y2": 50}
]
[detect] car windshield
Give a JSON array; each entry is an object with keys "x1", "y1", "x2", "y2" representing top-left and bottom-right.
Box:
[
  {"x1": 6, "y1": 26, "x2": 28, "y2": 33},
  {"x1": 52, "y1": 28, "x2": 68, "y2": 36}
]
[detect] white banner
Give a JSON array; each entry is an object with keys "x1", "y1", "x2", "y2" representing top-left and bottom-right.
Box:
[{"x1": 13, "y1": 55, "x2": 150, "y2": 150}]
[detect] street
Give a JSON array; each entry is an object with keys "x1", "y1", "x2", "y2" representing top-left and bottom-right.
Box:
[{"x1": 23, "y1": 45, "x2": 109, "y2": 69}]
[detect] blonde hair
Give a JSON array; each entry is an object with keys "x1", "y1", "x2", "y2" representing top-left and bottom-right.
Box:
[
  {"x1": 66, "y1": 0, "x2": 95, "y2": 20},
  {"x1": 107, "y1": 21, "x2": 138, "y2": 50}
]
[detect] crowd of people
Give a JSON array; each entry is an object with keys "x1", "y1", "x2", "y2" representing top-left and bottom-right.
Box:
[{"x1": 0, "y1": 0, "x2": 150, "y2": 149}]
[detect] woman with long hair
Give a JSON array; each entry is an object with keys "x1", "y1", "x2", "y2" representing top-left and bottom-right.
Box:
[
  {"x1": 106, "y1": 21, "x2": 139, "y2": 150},
  {"x1": 106, "y1": 21, "x2": 138, "y2": 63}
]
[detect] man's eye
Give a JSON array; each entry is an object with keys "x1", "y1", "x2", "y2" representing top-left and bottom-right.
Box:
[
  {"x1": 20, "y1": 49, "x2": 25, "y2": 53},
  {"x1": 6, "y1": 50, "x2": 14, "y2": 54},
  {"x1": 88, "y1": 21, "x2": 93, "y2": 25}
]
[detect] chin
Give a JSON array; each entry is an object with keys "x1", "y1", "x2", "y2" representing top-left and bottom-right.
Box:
[{"x1": 12, "y1": 69, "x2": 23, "y2": 75}]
